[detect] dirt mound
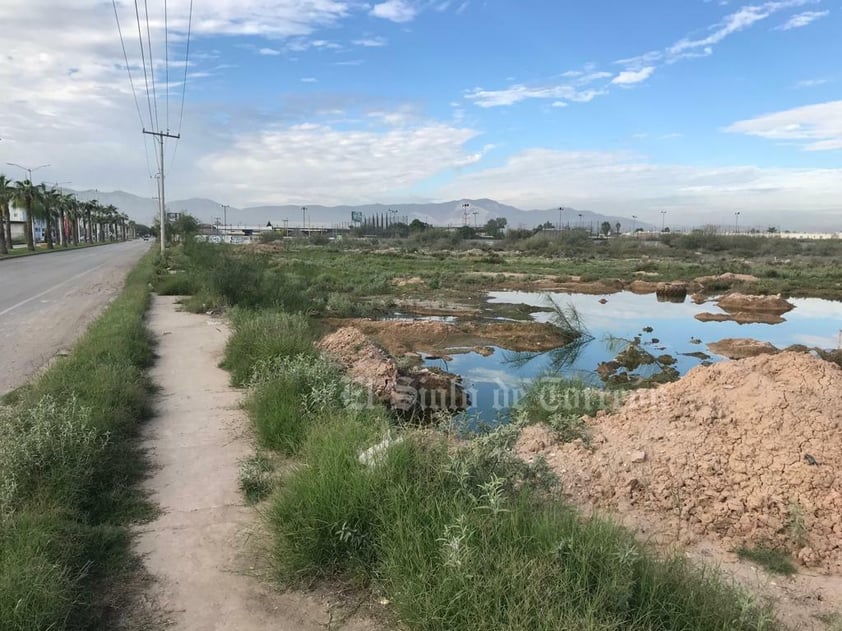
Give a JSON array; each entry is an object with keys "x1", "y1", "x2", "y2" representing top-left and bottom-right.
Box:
[
  {"x1": 695, "y1": 272, "x2": 760, "y2": 288},
  {"x1": 516, "y1": 352, "x2": 842, "y2": 572},
  {"x1": 331, "y1": 318, "x2": 567, "y2": 355},
  {"x1": 695, "y1": 312, "x2": 786, "y2": 325},
  {"x1": 717, "y1": 292, "x2": 794, "y2": 314},
  {"x1": 317, "y1": 327, "x2": 399, "y2": 400},
  {"x1": 708, "y1": 338, "x2": 779, "y2": 359}
]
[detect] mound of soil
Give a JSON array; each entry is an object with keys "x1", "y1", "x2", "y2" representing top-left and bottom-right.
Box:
[
  {"x1": 695, "y1": 312, "x2": 786, "y2": 325},
  {"x1": 317, "y1": 327, "x2": 398, "y2": 400},
  {"x1": 717, "y1": 292, "x2": 794, "y2": 314},
  {"x1": 331, "y1": 318, "x2": 567, "y2": 355},
  {"x1": 708, "y1": 338, "x2": 780, "y2": 359},
  {"x1": 516, "y1": 352, "x2": 842, "y2": 572}
]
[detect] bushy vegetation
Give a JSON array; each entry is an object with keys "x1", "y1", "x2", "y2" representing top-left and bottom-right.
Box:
[
  {"x1": 736, "y1": 546, "x2": 797, "y2": 577},
  {"x1": 209, "y1": 257, "x2": 782, "y2": 629},
  {"x1": 269, "y1": 417, "x2": 777, "y2": 630},
  {"x1": 221, "y1": 309, "x2": 316, "y2": 386},
  {"x1": 0, "y1": 253, "x2": 156, "y2": 630}
]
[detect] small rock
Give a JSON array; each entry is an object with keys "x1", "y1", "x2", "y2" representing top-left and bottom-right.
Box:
[{"x1": 630, "y1": 450, "x2": 647, "y2": 463}]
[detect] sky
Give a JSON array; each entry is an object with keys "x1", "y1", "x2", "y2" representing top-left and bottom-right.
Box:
[{"x1": 0, "y1": 0, "x2": 841, "y2": 226}]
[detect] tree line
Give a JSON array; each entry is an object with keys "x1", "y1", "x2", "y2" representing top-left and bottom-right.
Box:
[{"x1": 0, "y1": 174, "x2": 135, "y2": 255}]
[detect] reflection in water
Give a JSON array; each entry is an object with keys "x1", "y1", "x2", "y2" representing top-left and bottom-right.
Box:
[{"x1": 423, "y1": 290, "x2": 842, "y2": 424}]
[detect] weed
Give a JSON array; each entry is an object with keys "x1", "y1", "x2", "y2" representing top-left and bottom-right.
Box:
[
  {"x1": 238, "y1": 453, "x2": 275, "y2": 504},
  {"x1": 221, "y1": 309, "x2": 315, "y2": 386},
  {"x1": 737, "y1": 546, "x2": 798, "y2": 576}
]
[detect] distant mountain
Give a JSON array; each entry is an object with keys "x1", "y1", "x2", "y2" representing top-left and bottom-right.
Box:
[{"x1": 68, "y1": 190, "x2": 652, "y2": 233}]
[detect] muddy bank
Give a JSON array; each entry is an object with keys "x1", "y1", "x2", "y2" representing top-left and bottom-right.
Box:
[
  {"x1": 324, "y1": 317, "x2": 570, "y2": 356},
  {"x1": 516, "y1": 351, "x2": 842, "y2": 574},
  {"x1": 317, "y1": 326, "x2": 467, "y2": 417},
  {"x1": 708, "y1": 338, "x2": 779, "y2": 359},
  {"x1": 695, "y1": 311, "x2": 786, "y2": 325},
  {"x1": 717, "y1": 292, "x2": 794, "y2": 314}
]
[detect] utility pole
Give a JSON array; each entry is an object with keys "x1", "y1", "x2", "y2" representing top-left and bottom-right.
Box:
[
  {"x1": 301, "y1": 206, "x2": 307, "y2": 236},
  {"x1": 558, "y1": 207, "x2": 564, "y2": 233},
  {"x1": 734, "y1": 211, "x2": 741, "y2": 234},
  {"x1": 221, "y1": 204, "x2": 229, "y2": 243},
  {"x1": 462, "y1": 202, "x2": 470, "y2": 226},
  {"x1": 143, "y1": 129, "x2": 180, "y2": 256},
  {"x1": 661, "y1": 210, "x2": 667, "y2": 232}
]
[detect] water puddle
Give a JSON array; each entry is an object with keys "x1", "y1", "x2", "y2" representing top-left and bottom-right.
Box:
[{"x1": 423, "y1": 291, "x2": 842, "y2": 423}]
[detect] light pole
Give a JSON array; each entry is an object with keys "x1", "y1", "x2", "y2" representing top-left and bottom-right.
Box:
[
  {"x1": 632, "y1": 215, "x2": 638, "y2": 234},
  {"x1": 6, "y1": 162, "x2": 50, "y2": 183},
  {"x1": 660, "y1": 210, "x2": 667, "y2": 232},
  {"x1": 301, "y1": 206, "x2": 307, "y2": 236},
  {"x1": 558, "y1": 207, "x2": 564, "y2": 232},
  {"x1": 221, "y1": 204, "x2": 229, "y2": 241},
  {"x1": 734, "y1": 211, "x2": 741, "y2": 234},
  {"x1": 462, "y1": 202, "x2": 470, "y2": 227},
  {"x1": 578, "y1": 213, "x2": 583, "y2": 228}
]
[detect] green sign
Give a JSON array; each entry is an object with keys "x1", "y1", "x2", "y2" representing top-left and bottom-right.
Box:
[{"x1": 351, "y1": 211, "x2": 363, "y2": 223}]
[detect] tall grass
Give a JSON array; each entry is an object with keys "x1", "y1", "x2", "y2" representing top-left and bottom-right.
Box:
[
  {"x1": 221, "y1": 309, "x2": 316, "y2": 386},
  {"x1": 245, "y1": 354, "x2": 346, "y2": 454},
  {"x1": 270, "y1": 420, "x2": 777, "y2": 630},
  {"x1": 0, "y1": 252, "x2": 156, "y2": 630}
]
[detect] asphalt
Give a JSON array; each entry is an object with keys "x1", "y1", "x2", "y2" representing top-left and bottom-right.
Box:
[{"x1": 0, "y1": 240, "x2": 150, "y2": 395}]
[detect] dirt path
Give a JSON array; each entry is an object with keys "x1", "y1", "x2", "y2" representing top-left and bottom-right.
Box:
[{"x1": 134, "y1": 296, "x2": 377, "y2": 630}]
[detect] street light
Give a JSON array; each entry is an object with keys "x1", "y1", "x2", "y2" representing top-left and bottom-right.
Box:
[
  {"x1": 301, "y1": 206, "x2": 307, "y2": 235},
  {"x1": 462, "y1": 202, "x2": 470, "y2": 226},
  {"x1": 578, "y1": 213, "x2": 583, "y2": 228},
  {"x1": 6, "y1": 162, "x2": 50, "y2": 182},
  {"x1": 660, "y1": 210, "x2": 667, "y2": 232},
  {"x1": 632, "y1": 215, "x2": 638, "y2": 234},
  {"x1": 558, "y1": 206, "x2": 564, "y2": 232},
  {"x1": 734, "y1": 211, "x2": 741, "y2": 234}
]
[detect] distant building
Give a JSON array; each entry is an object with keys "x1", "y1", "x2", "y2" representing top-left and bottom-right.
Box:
[{"x1": 8, "y1": 203, "x2": 47, "y2": 242}]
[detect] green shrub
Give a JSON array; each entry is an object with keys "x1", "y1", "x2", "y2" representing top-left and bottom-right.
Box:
[
  {"x1": 221, "y1": 310, "x2": 316, "y2": 386},
  {"x1": 238, "y1": 453, "x2": 275, "y2": 504},
  {"x1": 269, "y1": 413, "x2": 387, "y2": 580},
  {"x1": 736, "y1": 546, "x2": 797, "y2": 576},
  {"x1": 246, "y1": 355, "x2": 346, "y2": 453}
]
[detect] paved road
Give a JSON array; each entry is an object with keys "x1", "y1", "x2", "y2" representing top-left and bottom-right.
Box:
[{"x1": 0, "y1": 241, "x2": 150, "y2": 395}]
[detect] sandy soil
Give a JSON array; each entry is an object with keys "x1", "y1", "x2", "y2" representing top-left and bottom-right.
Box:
[
  {"x1": 133, "y1": 296, "x2": 378, "y2": 631},
  {"x1": 516, "y1": 352, "x2": 842, "y2": 628}
]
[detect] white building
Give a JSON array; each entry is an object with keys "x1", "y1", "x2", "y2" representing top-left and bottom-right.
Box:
[{"x1": 8, "y1": 204, "x2": 47, "y2": 242}]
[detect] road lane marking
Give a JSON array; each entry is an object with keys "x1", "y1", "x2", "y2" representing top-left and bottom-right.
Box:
[{"x1": 0, "y1": 263, "x2": 107, "y2": 318}]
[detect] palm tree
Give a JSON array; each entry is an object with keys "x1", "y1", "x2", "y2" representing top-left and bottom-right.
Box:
[
  {"x1": 83, "y1": 200, "x2": 97, "y2": 243},
  {"x1": 11, "y1": 179, "x2": 37, "y2": 251},
  {"x1": 0, "y1": 174, "x2": 12, "y2": 255},
  {"x1": 40, "y1": 187, "x2": 60, "y2": 250}
]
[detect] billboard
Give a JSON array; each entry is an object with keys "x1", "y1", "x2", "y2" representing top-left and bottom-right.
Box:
[{"x1": 351, "y1": 211, "x2": 363, "y2": 223}]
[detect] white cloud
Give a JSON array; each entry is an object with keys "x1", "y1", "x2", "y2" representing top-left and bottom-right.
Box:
[
  {"x1": 198, "y1": 119, "x2": 483, "y2": 203},
  {"x1": 776, "y1": 9, "x2": 829, "y2": 30},
  {"x1": 353, "y1": 36, "x2": 387, "y2": 47},
  {"x1": 612, "y1": 66, "x2": 655, "y2": 85},
  {"x1": 301, "y1": 77, "x2": 318, "y2": 82},
  {"x1": 370, "y1": 0, "x2": 417, "y2": 23},
  {"x1": 726, "y1": 100, "x2": 842, "y2": 150},
  {"x1": 436, "y1": 148, "x2": 842, "y2": 216},
  {"x1": 794, "y1": 78, "x2": 829, "y2": 88},
  {"x1": 258, "y1": 47, "x2": 281, "y2": 55},
  {"x1": 465, "y1": 84, "x2": 605, "y2": 108}
]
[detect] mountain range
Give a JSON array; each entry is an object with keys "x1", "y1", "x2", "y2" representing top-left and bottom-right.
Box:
[{"x1": 69, "y1": 189, "x2": 652, "y2": 232}]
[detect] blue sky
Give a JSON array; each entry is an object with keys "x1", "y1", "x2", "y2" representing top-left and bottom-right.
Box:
[{"x1": 1, "y1": 0, "x2": 841, "y2": 225}]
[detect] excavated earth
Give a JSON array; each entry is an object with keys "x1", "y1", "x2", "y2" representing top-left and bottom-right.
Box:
[{"x1": 517, "y1": 352, "x2": 842, "y2": 574}]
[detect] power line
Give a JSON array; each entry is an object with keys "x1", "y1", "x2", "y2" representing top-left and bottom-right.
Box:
[
  {"x1": 170, "y1": 0, "x2": 194, "y2": 173},
  {"x1": 143, "y1": 0, "x2": 160, "y2": 132},
  {"x1": 112, "y1": 0, "x2": 146, "y2": 133},
  {"x1": 133, "y1": 0, "x2": 157, "y2": 140},
  {"x1": 176, "y1": 0, "x2": 193, "y2": 137},
  {"x1": 164, "y1": 0, "x2": 169, "y2": 131}
]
